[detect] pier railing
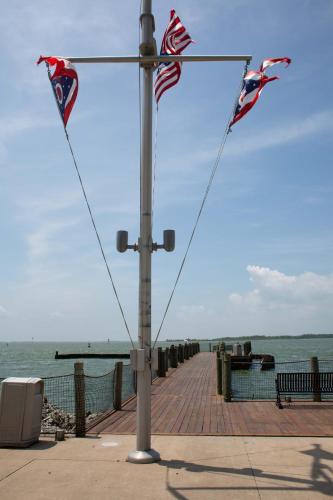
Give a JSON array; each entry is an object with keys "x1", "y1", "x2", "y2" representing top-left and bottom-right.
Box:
[
  {"x1": 214, "y1": 353, "x2": 333, "y2": 401},
  {"x1": 0, "y1": 342, "x2": 199, "y2": 436}
]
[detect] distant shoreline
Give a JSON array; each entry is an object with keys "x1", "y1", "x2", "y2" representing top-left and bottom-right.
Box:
[
  {"x1": 1, "y1": 334, "x2": 333, "y2": 344},
  {"x1": 166, "y1": 334, "x2": 333, "y2": 342}
]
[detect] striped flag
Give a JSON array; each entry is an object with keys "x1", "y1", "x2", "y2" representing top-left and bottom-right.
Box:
[
  {"x1": 260, "y1": 57, "x2": 291, "y2": 72},
  {"x1": 154, "y1": 9, "x2": 193, "y2": 103}
]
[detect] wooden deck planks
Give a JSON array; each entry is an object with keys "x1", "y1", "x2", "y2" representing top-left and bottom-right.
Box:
[{"x1": 88, "y1": 352, "x2": 333, "y2": 436}]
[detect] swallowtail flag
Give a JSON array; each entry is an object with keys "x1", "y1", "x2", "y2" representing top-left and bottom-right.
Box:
[
  {"x1": 37, "y1": 56, "x2": 78, "y2": 127},
  {"x1": 229, "y1": 57, "x2": 291, "y2": 129}
]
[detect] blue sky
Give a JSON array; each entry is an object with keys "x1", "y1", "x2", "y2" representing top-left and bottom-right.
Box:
[{"x1": 0, "y1": 0, "x2": 332, "y2": 341}]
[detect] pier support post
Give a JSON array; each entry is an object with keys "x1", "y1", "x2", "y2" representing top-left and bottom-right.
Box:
[
  {"x1": 178, "y1": 344, "x2": 184, "y2": 363},
  {"x1": 158, "y1": 347, "x2": 166, "y2": 377},
  {"x1": 216, "y1": 351, "x2": 222, "y2": 395},
  {"x1": 170, "y1": 345, "x2": 178, "y2": 368},
  {"x1": 223, "y1": 353, "x2": 232, "y2": 402},
  {"x1": 244, "y1": 341, "x2": 251, "y2": 356},
  {"x1": 113, "y1": 361, "x2": 123, "y2": 410},
  {"x1": 165, "y1": 348, "x2": 169, "y2": 372},
  {"x1": 74, "y1": 362, "x2": 86, "y2": 437},
  {"x1": 310, "y1": 356, "x2": 321, "y2": 402}
]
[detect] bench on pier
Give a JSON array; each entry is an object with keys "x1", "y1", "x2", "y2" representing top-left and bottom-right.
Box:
[{"x1": 275, "y1": 372, "x2": 333, "y2": 408}]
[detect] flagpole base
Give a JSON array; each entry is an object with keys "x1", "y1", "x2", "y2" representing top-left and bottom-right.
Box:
[{"x1": 127, "y1": 449, "x2": 161, "y2": 464}]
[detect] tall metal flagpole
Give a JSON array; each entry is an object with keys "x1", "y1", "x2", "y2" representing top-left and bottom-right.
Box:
[
  {"x1": 127, "y1": 0, "x2": 159, "y2": 463},
  {"x1": 62, "y1": 2, "x2": 251, "y2": 464}
]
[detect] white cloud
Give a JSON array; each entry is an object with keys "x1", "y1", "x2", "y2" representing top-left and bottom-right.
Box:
[
  {"x1": 0, "y1": 1, "x2": 136, "y2": 68},
  {"x1": 16, "y1": 191, "x2": 82, "y2": 220},
  {"x1": 50, "y1": 311, "x2": 65, "y2": 319},
  {"x1": 229, "y1": 265, "x2": 333, "y2": 312},
  {"x1": 0, "y1": 306, "x2": 10, "y2": 318},
  {"x1": 226, "y1": 110, "x2": 333, "y2": 157},
  {"x1": 27, "y1": 218, "x2": 80, "y2": 258},
  {"x1": 0, "y1": 113, "x2": 55, "y2": 139},
  {"x1": 178, "y1": 304, "x2": 206, "y2": 316},
  {"x1": 176, "y1": 303, "x2": 215, "y2": 326},
  {"x1": 0, "y1": 112, "x2": 57, "y2": 166}
]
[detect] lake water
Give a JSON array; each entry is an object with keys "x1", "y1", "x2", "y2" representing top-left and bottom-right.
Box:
[{"x1": 1, "y1": 337, "x2": 333, "y2": 379}]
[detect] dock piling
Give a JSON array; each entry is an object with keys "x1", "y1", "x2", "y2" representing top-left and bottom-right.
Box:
[
  {"x1": 223, "y1": 353, "x2": 232, "y2": 402},
  {"x1": 170, "y1": 345, "x2": 178, "y2": 368},
  {"x1": 113, "y1": 361, "x2": 123, "y2": 410},
  {"x1": 216, "y1": 350, "x2": 222, "y2": 395}
]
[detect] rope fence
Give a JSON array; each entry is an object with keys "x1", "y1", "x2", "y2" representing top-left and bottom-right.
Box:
[
  {"x1": 42, "y1": 374, "x2": 76, "y2": 433},
  {"x1": 1, "y1": 346, "x2": 332, "y2": 437}
]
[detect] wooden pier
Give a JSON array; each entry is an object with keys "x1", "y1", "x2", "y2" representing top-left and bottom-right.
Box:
[{"x1": 88, "y1": 352, "x2": 333, "y2": 436}]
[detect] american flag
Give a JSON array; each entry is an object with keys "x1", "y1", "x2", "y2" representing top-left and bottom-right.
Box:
[
  {"x1": 154, "y1": 10, "x2": 193, "y2": 103},
  {"x1": 37, "y1": 56, "x2": 78, "y2": 127},
  {"x1": 229, "y1": 57, "x2": 291, "y2": 129}
]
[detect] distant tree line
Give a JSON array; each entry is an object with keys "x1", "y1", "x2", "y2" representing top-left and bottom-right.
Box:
[{"x1": 166, "y1": 333, "x2": 333, "y2": 342}]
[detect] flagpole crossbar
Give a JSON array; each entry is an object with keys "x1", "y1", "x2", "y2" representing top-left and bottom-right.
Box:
[{"x1": 60, "y1": 55, "x2": 252, "y2": 64}]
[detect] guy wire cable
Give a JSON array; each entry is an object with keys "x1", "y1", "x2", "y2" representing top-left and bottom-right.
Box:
[
  {"x1": 46, "y1": 64, "x2": 135, "y2": 349},
  {"x1": 153, "y1": 60, "x2": 249, "y2": 347}
]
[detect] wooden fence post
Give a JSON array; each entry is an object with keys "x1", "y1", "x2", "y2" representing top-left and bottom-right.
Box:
[
  {"x1": 310, "y1": 356, "x2": 321, "y2": 402},
  {"x1": 216, "y1": 351, "x2": 222, "y2": 395},
  {"x1": 113, "y1": 361, "x2": 123, "y2": 410},
  {"x1": 223, "y1": 353, "x2": 231, "y2": 402},
  {"x1": 158, "y1": 347, "x2": 166, "y2": 377},
  {"x1": 74, "y1": 361, "x2": 86, "y2": 437},
  {"x1": 184, "y1": 344, "x2": 189, "y2": 360},
  {"x1": 170, "y1": 345, "x2": 178, "y2": 368},
  {"x1": 177, "y1": 345, "x2": 181, "y2": 362},
  {"x1": 178, "y1": 344, "x2": 184, "y2": 363},
  {"x1": 165, "y1": 348, "x2": 169, "y2": 371}
]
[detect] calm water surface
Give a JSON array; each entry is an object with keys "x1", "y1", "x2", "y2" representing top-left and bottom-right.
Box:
[{"x1": 1, "y1": 337, "x2": 333, "y2": 379}]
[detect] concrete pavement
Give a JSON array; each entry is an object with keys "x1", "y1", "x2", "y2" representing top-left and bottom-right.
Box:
[{"x1": 0, "y1": 435, "x2": 332, "y2": 499}]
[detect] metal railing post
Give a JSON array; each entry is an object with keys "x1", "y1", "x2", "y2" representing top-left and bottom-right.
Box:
[{"x1": 310, "y1": 356, "x2": 321, "y2": 402}]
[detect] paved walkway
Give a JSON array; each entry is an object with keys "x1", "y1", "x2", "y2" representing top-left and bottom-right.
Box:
[
  {"x1": 1, "y1": 435, "x2": 333, "y2": 499},
  {"x1": 89, "y1": 352, "x2": 333, "y2": 436}
]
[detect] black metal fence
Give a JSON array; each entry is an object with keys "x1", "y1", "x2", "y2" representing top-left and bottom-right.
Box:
[{"x1": 231, "y1": 358, "x2": 333, "y2": 400}]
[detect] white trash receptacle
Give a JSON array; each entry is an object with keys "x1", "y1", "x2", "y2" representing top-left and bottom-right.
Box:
[{"x1": 0, "y1": 377, "x2": 44, "y2": 447}]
